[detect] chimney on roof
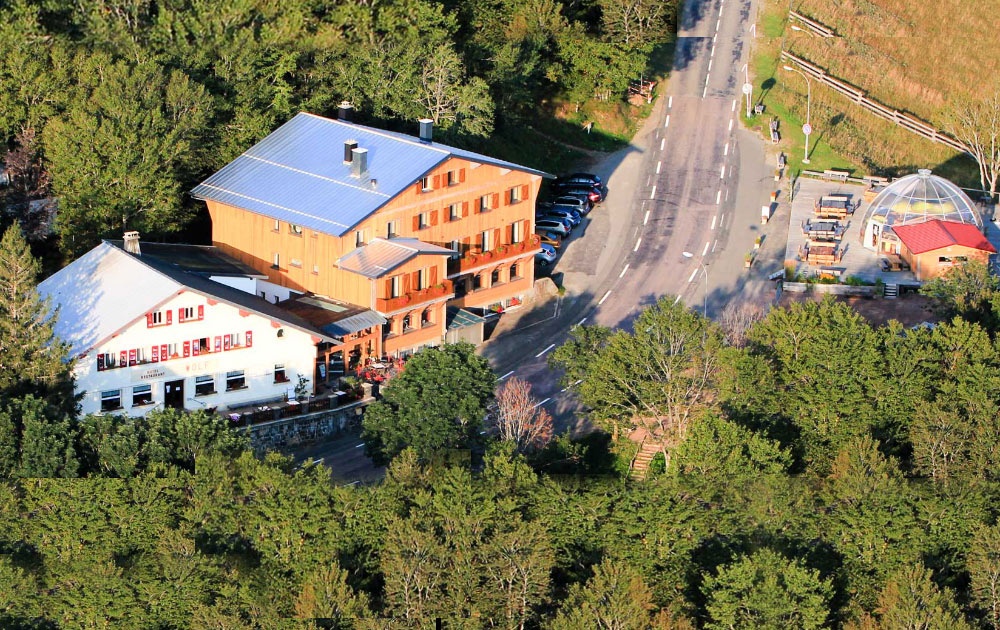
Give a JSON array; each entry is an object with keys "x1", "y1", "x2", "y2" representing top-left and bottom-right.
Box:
[
  {"x1": 351, "y1": 147, "x2": 368, "y2": 178},
  {"x1": 418, "y1": 118, "x2": 433, "y2": 143},
  {"x1": 123, "y1": 231, "x2": 141, "y2": 256},
  {"x1": 344, "y1": 139, "x2": 358, "y2": 164},
  {"x1": 338, "y1": 101, "x2": 354, "y2": 122}
]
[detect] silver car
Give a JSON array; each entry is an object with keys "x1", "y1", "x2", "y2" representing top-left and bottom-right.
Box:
[
  {"x1": 535, "y1": 219, "x2": 570, "y2": 236},
  {"x1": 535, "y1": 243, "x2": 557, "y2": 266}
]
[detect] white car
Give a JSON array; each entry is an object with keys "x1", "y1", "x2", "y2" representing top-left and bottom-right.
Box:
[{"x1": 535, "y1": 243, "x2": 557, "y2": 266}]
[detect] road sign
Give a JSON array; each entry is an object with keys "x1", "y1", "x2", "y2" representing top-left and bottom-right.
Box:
[
  {"x1": 742, "y1": 83, "x2": 752, "y2": 95},
  {"x1": 802, "y1": 123, "x2": 813, "y2": 135}
]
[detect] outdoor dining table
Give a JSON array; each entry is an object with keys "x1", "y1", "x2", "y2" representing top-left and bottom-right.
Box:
[{"x1": 806, "y1": 244, "x2": 839, "y2": 265}]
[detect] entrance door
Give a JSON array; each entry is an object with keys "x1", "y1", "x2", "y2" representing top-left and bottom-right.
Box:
[{"x1": 164, "y1": 379, "x2": 184, "y2": 409}]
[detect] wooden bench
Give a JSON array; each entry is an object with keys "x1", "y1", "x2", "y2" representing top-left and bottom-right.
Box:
[{"x1": 823, "y1": 169, "x2": 850, "y2": 181}]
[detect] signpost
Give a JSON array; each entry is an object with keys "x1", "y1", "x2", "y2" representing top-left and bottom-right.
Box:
[
  {"x1": 802, "y1": 123, "x2": 812, "y2": 164},
  {"x1": 742, "y1": 82, "x2": 753, "y2": 119}
]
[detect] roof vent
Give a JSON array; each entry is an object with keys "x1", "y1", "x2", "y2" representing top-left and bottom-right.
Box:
[
  {"x1": 338, "y1": 101, "x2": 354, "y2": 122},
  {"x1": 917, "y1": 168, "x2": 932, "y2": 177},
  {"x1": 418, "y1": 118, "x2": 433, "y2": 143},
  {"x1": 123, "y1": 231, "x2": 141, "y2": 256},
  {"x1": 344, "y1": 140, "x2": 358, "y2": 164},
  {"x1": 351, "y1": 147, "x2": 368, "y2": 179},
  {"x1": 370, "y1": 178, "x2": 378, "y2": 189}
]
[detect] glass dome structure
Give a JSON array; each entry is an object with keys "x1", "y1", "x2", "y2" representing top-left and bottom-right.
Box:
[{"x1": 861, "y1": 169, "x2": 982, "y2": 251}]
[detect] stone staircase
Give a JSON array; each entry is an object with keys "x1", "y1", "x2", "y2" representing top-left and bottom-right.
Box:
[
  {"x1": 884, "y1": 283, "x2": 898, "y2": 299},
  {"x1": 629, "y1": 441, "x2": 662, "y2": 481}
]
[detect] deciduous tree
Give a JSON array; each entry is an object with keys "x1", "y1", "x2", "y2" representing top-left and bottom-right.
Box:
[
  {"x1": 549, "y1": 557, "x2": 656, "y2": 629},
  {"x1": 943, "y1": 87, "x2": 1000, "y2": 202},
  {"x1": 874, "y1": 564, "x2": 972, "y2": 629},
  {"x1": 362, "y1": 343, "x2": 495, "y2": 463},
  {"x1": 491, "y1": 376, "x2": 554, "y2": 453}
]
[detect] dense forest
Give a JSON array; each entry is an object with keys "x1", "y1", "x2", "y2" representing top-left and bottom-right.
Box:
[
  {"x1": 0, "y1": 0, "x2": 675, "y2": 262},
  {"x1": 6, "y1": 208, "x2": 1000, "y2": 627}
]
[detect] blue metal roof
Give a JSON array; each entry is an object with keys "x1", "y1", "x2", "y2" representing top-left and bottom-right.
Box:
[{"x1": 191, "y1": 112, "x2": 549, "y2": 237}]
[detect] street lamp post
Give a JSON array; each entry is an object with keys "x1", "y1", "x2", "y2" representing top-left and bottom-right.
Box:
[
  {"x1": 681, "y1": 252, "x2": 709, "y2": 317},
  {"x1": 782, "y1": 64, "x2": 812, "y2": 164}
]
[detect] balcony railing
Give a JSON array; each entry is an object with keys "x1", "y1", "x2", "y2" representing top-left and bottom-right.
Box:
[
  {"x1": 451, "y1": 234, "x2": 541, "y2": 275},
  {"x1": 376, "y1": 279, "x2": 454, "y2": 313}
]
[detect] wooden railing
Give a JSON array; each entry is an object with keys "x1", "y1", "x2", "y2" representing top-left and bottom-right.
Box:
[
  {"x1": 453, "y1": 234, "x2": 542, "y2": 274},
  {"x1": 375, "y1": 279, "x2": 454, "y2": 313}
]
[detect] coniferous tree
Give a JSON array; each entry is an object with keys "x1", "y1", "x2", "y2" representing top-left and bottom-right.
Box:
[{"x1": 0, "y1": 224, "x2": 76, "y2": 417}]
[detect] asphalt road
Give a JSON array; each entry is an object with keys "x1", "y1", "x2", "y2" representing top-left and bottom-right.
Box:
[
  {"x1": 296, "y1": 0, "x2": 783, "y2": 472},
  {"x1": 479, "y1": 0, "x2": 776, "y2": 432}
]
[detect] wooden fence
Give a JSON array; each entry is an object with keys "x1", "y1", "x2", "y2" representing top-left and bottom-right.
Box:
[
  {"x1": 779, "y1": 51, "x2": 971, "y2": 156},
  {"x1": 788, "y1": 10, "x2": 835, "y2": 37}
]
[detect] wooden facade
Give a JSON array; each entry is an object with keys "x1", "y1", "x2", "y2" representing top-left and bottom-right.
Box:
[
  {"x1": 901, "y1": 243, "x2": 992, "y2": 281},
  {"x1": 206, "y1": 156, "x2": 542, "y2": 355}
]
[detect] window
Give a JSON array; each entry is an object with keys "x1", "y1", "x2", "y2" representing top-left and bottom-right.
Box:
[
  {"x1": 418, "y1": 212, "x2": 430, "y2": 229},
  {"x1": 447, "y1": 170, "x2": 458, "y2": 186},
  {"x1": 290, "y1": 258, "x2": 302, "y2": 268},
  {"x1": 386, "y1": 220, "x2": 398, "y2": 238},
  {"x1": 417, "y1": 267, "x2": 429, "y2": 290},
  {"x1": 178, "y1": 306, "x2": 203, "y2": 323},
  {"x1": 449, "y1": 239, "x2": 461, "y2": 260},
  {"x1": 272, "y1": 253, "x2": 280, "y2": 269},
  {"x1": 101, "y1": 389, "x2": 122, "y2": 412},
  {"x1": 97, "y1": 352, "x2": 117, "y2": 371},
  {"x1": 491, "y1": 268, "x2": 501, "y2": 285},
  {"x1": 355, "y1": 230, "x2": 365, "y2": 247},
  {"x1": 197, "y1": 337, "x2": 210, "y2": 353},
  {"x1": 509, "y1": 186, "x2": 522, "y2": 204},
  {"x1": 472, "y1": 274, "x2": 483, "y2": 290},
  {"x1": 132, "y1": 384, "x2": 152, "y2": 407},
  {"x1": 390, "y1": 275, "x2": 402, "y2": 298},
  {"x1": 273, "y1": 219, "x2": 280, "y2": 232},
  {"x1": 480, "y1": 230, "x2": 492, "y2": 252},
  {"x1": 226, "y1": 370, "x2": 246, "y2": 391},
  {"x1": 421, "y1": 308, "x2": 433, "y2": 327},
  {"x1": 274, "y1": 364, "x2": 288, "y2": 383},
  {"x1": 146, "y1": 309, "x2": 170, "y2": 327},
  {"x1": 420, "y1": 176, "x2": 431, "y2": 191},
  {"x1": 449, "y1": 203, "x2": 461, "y2": 221},
  {"x1": 510, "y1": 262, "x2": 521, "y2": 280},
  {"x1": 289, "y1": 223, "x2": 303, "y2": 236},
  {"x1": 402, "y1": 314, "x2": 413, "y2": 331},
  {"x1": 312, "y1": 264, "x2": 319, "y2": 275},
  {"x1": 480, "y1": 194, "x2": 492, "y2": 212},
  {"x1": 195, "y1": 375, "x2": 216, "y2": 396},
  {"x1": 511, "y1": 221, "x2": 523, "y2": 244}
]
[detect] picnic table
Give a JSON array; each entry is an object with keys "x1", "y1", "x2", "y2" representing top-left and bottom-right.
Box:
[
  {"x1": 804, "y1": 243, "x2": 841, "y2": 265},
  {"x1": 880, "y1": 254, "x2": 910, "y2": 272},
  {"x1": 802, "y1": 219, "x2": 845, "y2": 241},
  {"x1": 814, "y1": 194, "x2": 856, "y2": 219}
]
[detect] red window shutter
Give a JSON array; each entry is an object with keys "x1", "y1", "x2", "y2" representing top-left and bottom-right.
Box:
[
  {"x1": 431, "y1": 266, "x2": 439, "y2": 284},
  {"x1": 412, "y1": 215, "x2": 420, "y2": 231},
  {"x1": 183, "y1": 341, "x2": 190, "y2": 358},
  {"x1": 459, "y1": 168, "x2": 466, "y2": 183},
  {"x1": 474, "y1": 198, "x2": 481, "y2": 213},
  {"x1": 504, "y1": 224, "x2": 513, "y2": 244},
  {"x1": 386, "y1": 278, "x2": 393, "y2": 296},
  {"x1": 415, "y1": 182, "x2": 423, "y2": 194},
  {"x1": 246, "y1": 331, "x2": 252, "y2": 347},
  {"x1": 178, "y1": 308, "x2": 185, "y2": 323},
  {"x1": 492, "y1": 193, "x2": 500, "y2": 208},
  {"x1": 430, "y1": 210, "x2": 439, "y2": 226},
  {"x1": 120, "y1": 351, "x2": 127, "y2": 366},
  {"x1": 521, "y1": 184, "x2": 529, "y2": 200},
  {"x1": 97, "y1": 354, "x2": 105, "y2": 371},
  {"x1": 224, "y1": 336, "x2": 231, "y2": 351},
  {"x1": 129, "y1": 349, "x2": 137, "y2": 366},
  {"x1": 442, "y1": 206, "x2": 450, "y2": 223},
  {"x1": 493, "y1": 228, "x2": 501, "y2": 248},
  {"x1": 214, "y1": 336, "x2": 222, "y2": 352},
  {"x1": 152, "y1": 346, "x2": 159, "y2": 362},
  {"x1": 198, "y1": 305, "x2": 204, "y2": 320},
  {"x1": 432, "y1": 174, "x2": 441, "y2": 189},
  {"x1": 166, "y1": 310, "x2": 172, "y2": 325},
  {"x1": 146, "y1": 313, "x2": 153, "y2": 328},
  {"x1": 402, "y1": 273, "x2": 411, "y2": 294},
  {"x1": 192, "y1": 340, "x2": 200, "y2": 356},
  {"x1": 160, "y1": 344, "x2": 168, "y2": 360},
  {"x1": 463, "y1": 201, "x2": 469, "y2": 217}
]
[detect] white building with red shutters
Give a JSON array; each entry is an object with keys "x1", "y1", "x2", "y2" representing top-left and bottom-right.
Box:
[{"x1": 37, "y1": 237, "x2": 343, "y2": 417}]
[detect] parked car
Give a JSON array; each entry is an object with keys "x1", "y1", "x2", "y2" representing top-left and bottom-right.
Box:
[
  {"x1": 535, "y1": 243, "x2": 557, "y2": 266},
  {"x1": 553, "y1": 183, "x2": 605, "y2": 203},
  {"x1": 535, "y1": 218, "x2": 570, "y2": 236},
  {"x1": 555, "y1": 172, "x2": 602, "y2": 188},
  {"x1": 550, "y1": 195, "x2": 592, "y2": 214},
  {"x1": 535, "y1": 231, "x2": 563, "y2": 249},
  {"x1": 538, "y1": 208, "x2": 581, "y2": 227}
]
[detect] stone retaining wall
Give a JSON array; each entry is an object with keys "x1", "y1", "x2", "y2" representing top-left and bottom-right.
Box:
[
  {"x1": 246, "y1": 397, "x2": 372, "y2": 453},
  {"x1": 782, "y1": 282, "x2": 879, "y2": 297}
]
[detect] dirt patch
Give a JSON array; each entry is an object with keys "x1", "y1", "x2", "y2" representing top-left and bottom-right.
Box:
[{"x1": 777, "y1": 291, "x2": 940, "y2": 329}]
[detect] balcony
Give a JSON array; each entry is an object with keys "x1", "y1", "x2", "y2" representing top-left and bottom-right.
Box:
[
  {"x1": 376, "y1": 279, "x2": 454, "y2": 313},
  {"x1": 450, "y1": 234, "x2": 541, "y2": 275}
]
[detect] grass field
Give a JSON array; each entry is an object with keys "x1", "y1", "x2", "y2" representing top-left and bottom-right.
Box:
[{"x1": 747, "y1": 0, "x2": 997, "y2": 190}]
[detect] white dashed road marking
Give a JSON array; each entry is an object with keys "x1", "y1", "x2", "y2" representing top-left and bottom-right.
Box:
[
  {"x1": 660, "y1": 138, "x2": 665, "y2": 150},
  {"x1": 728, "y1": 119, "x2": 734, "y2": 131},
  {"x1": 665, "y1": 115, "x2": 670, "y2": 128},
  {"x1": 500, "y1": 370, "x2": 514, "y2": 380},
  {"x1": 656, "y1": 161, "x2": 662, "y2": 174},
  {"x1": 688, "y1": 268, "x2": 698, "y2": 282},
  {"x1": 711, "y1": 215, "x2": 717, "y2": 229},
  {"x1": 732, "y1": 99, "x2": 737, "y2": 112},
  {"x1": 644, "y1": 210, "x2": 651, "y2": 225},
  {"x1": 716, "y1": 190, "x2": 722, "y2": 204},
  {"x1": 619, "y1": 264, "x2": 629, "y2": 278},
  {"x1": 720, "y1": 165, "x2": 725, "y2": 179},
  {"x1": 634, "y1": 238, "x2": 642, "y2": 252},
  {"x1": 577, "y1": 317, "x2": 587, "y2": 326},
  {"x1": 668, "y1": 96, "x2": 673, "y2": 108},
  {"x1": 598, "y1": 291, "x2": 612, "y2": 305},
  {"x1": 703, "y1": 241, "x2": 710, "y2": 256},
  {"x1": 535, "y1": 344, "x2": 555, "y2": 358},
  {"x1": 650, "y1": 185, "x2": 657, "y2": 199},
  {"x1": 724, "y1": 142, "x2": 729, "y2": 156},
  {"x1": 533, "y1": 398, "x2": 551, "y2": 409}
]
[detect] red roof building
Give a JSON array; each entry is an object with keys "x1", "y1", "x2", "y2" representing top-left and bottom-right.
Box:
[{"x1": 891, "y1": 219, "x2": 996, "y2": 280}]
